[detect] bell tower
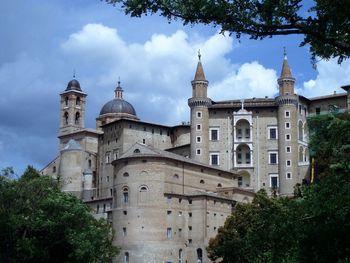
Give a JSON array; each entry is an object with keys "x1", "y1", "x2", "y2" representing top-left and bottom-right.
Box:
[
  {"x1": 188, "y1": 51, "x2": 211, "y2": 164},
  {"x1": 59, "y1": 78, "x2": 87, "y2": 136}
]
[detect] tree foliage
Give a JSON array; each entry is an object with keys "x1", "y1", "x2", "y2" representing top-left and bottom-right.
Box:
[
  {"x1": 207, "y1": 113, "x2": 350, "y2": 263},
  {"x1": 308, "y1": 112, "x2": 350, "y2": 178},
  {"x1": 105, "y1": 0, "x2": 350, "y2": 63},
  {"x1": 0, "y1": 166, "x2": 119, "y2": 263}
]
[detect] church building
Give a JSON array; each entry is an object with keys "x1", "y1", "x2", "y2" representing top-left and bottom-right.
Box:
[{"x1": 42, "y1": 53, "x2": 350, "y2": 263}]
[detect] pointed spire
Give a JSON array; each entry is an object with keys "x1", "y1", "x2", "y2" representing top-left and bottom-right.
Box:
[
  {"x1": 115, "y1": 77, "x2": 124, "y2": 99},
  {"x1": 280, "y1": 47, "x2": 293, "y2": 78},
  {"x1": 194, "y1": 50, "x2": 207, "y2": 81}
]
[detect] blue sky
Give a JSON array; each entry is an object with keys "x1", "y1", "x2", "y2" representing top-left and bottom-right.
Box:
[{"x1": 1, "y1": 0, "x2": 350, "y2": 175}]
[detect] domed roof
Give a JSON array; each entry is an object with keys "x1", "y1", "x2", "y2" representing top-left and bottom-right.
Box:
[
  {"x1": 66, "y1": 79, "x2": 81, "y2": 91},
  {"x1": 99, "y1": 98, "x2": 137, "y2": 116}
]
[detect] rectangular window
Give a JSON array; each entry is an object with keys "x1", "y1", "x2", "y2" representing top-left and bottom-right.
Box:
[
  {"x1": 285, "y1": 111, "x2": 290, "y2": 118},
  {"x1": 167, "y1": 228, "x2": 172, "y2": 239},
  {"x1": 196, "y1": 111, "x2": 202, "y2": 118},
  {"x1": 210, "y1": 128, "x2": 219, "y2": 141},
  {"x1": 245, "y1": 152, "x2": 251, "y2": 164},
  {"x1": 286, "y1": 146, "x2": 291, "y2": 153},
  {"x1": 105, "y1": 153, "x2": 110, "y2": 164},
  {"x1": 123, "y1": 192, "x2": 129, "y2": 203},
  {"x1": 237, "y1": 129, "x2": 242, "y2": 138},
  {"x1": 316, "y1": 107, "x2": 321, "y2": 115},
  {"x1": 268, "y1": 127, "x2": 277, "y2": 139},
  {"x1": 113, "y1": 150, "x2": 119, "y2": 160},
  {"x1": 196, "y1": 136, "x2": 201, "y2": 143},
  {"x1": 196, "y1": 124, "x2": 201, "y2": 131},
  {"x1": 286, "y1": 172, "x2": 292, "y2": 179},
  {"x1": 245, "y1": 128, "x2": 250, "y2": 138},
  {"x1": 269, "y1": 152, "x2": 278, "y2": 164},
  {"x1": 123, "y1": 227, "x2": 127, "y2": 237},
  {"x1": 196, "y1": 149, "x2": 201, "y2": 155},
  {"x1": 286, "y1": 134, "x2": 291, "y2": 141},
  {"x1": 285, "y1": 122, "x2": 290, "y2": 129},
  {"x1": 269, "y1": 174, "x2": 279, "y2": 188},
  {"x1": 286, "y1": 160, "x2": 292, "y2": 166},
  {"x1": 210, "y1": 153, "x2": 219, "y2": 165}
]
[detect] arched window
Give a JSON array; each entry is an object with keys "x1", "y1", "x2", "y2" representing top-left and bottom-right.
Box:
[
  {"x1": 76, "y1": 97, "x2": 80, "y2": 106},
  {"x1": 124, "y1": 252, "x2": 129, "y2": 263},
  {"x1": 133, "y1": 148, "x2": 140, "y2": 153},
  {"x1": 217, "y1": 183, "x2": 222, "y2": 188},
  {"x1": 75, "y1": 112, "x2": 80, "y2": 125},
  {"x1": 197, "y1": 248, "x2": 203, "y2": 263},
  {"x1": 64, "y1": 112, "x2": 69, "y2": 125},
  {"x1": 122, "y1": 187, "x2": 129, "y2": 204},
  {"x1": 200, "y1": 179, "x2": 205, "y2": 184},
  {"x1": 235, "y1": 119, "x2": 251, "y2": 140},
  {"x1": 52, "y1": 166, "x2": 56, "y2": 173},
  {"x1": 298, "y1": 120, "x2": 304, "y2": 141},
  {"x1": 123, "y1": 172, "x2": 129, "y2": 177},
  {"x1": 65, "y1": 96, "x2": 69, "y2": 106},
  {"x1": 88, "y1": 159, "x2": 92, "y2": 168},
  {"x1": 173, "y1": 174, "x2": 179, "y2": 180},
  {"x1": 179, "y1": 249, "x2": 183, "y2": 263},
  {"x1": 139, "y1": 185, "x2": 149, "y2": 203},
  {"x1": 236, "y1": 144, "x2": 251, "y2": 165}
]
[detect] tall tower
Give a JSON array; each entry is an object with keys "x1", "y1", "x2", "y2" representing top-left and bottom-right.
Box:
[
  {"x1": 188, "y1": 52, "x2": 211, "y2": 164},
  {"x1": 276, "y1": 50, "x2": 299, "y2": 195},
  {"x1": 59, "y1": 78, "x2": 87, "y2": 136}
]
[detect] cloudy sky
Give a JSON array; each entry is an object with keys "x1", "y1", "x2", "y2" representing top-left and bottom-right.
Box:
[{"x1": 1, "y1": 0, "x2": 350, "y2": 175}]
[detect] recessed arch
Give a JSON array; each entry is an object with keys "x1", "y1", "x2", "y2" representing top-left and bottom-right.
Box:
[
  {"x1": 133, "y1": 148, "x2": 140, "y2": 153},
  {"x1": 139, "y1": 185, "x2": 148, "y2": 192}
]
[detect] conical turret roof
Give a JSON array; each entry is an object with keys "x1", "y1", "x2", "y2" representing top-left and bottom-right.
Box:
[
  {"x1": 280, "y1": 52, "x2": 293, "y2": 78},
  {"x1": 193, "y1": 51, "x2": 207, "y2": 81}
]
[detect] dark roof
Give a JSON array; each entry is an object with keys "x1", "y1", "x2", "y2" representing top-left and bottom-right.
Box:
[
  {"x1": 99, "y1": 98, "x2": 137, "y2": 116},
  {"x1": 66, "y1": 79, "x2": 81, "y2": 91}
]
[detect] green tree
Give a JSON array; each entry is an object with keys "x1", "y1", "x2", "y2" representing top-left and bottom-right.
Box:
[
  {"x1": 308, "y1": 112, "x2": 350, "y2": 178},
  {"x1": 105, "y1": 0, "x2": 350, "y2": 63},
  {"x1": 0, "y1": 166, "x2": 119, "y2": 263}
]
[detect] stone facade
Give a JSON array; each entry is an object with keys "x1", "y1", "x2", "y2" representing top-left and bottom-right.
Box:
[{"x1": 41, "y1": 54, "x2": 349, "y2": 263}]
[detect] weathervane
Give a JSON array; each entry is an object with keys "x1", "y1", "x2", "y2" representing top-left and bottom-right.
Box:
[
  {"x1": 283, "y1": 47, "x2": 287, "y2": 59},
  {"x1": 198, "y1": 49, "x2": 201, "y2": 61}
]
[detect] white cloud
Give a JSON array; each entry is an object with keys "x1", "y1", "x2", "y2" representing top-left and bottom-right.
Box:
[
  {"x1": 61, "y1": 23, "x2": 280, "y2": 125},
  {"x1": 209, "y1": 61, "x2": 278, "y2": 100},
  {"x1": 300, "y1": 59, "x2": 350, "y2": 97}
]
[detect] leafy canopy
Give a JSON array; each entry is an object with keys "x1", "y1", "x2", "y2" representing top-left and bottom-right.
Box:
[
  {"x1": 105, "y1": 0, "x2": 350, "y2": 63},
  {"x1": 0, "y1": 166, "x2": 119, "y2": 263}
]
